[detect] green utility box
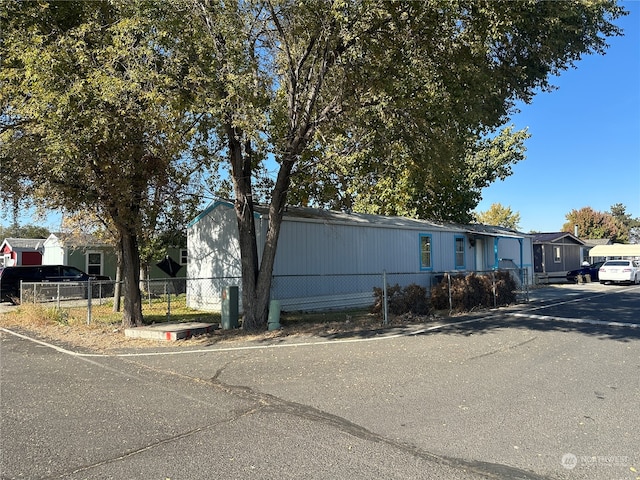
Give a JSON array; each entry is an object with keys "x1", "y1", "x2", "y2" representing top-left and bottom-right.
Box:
[
  {"x1": 268, "y1": 300, "x2": 281, "y2": 331},
  {"x1": 221, "y1": 286, "x2": 239, "y2": 329}
]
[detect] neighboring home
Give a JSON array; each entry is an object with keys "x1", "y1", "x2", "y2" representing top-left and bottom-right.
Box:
[
  {"x1": 187, "y1": 200, "x2": 534, "y2": 312},
  {"x1": 0, "y1": 238, "x2": 46, "y2": 267},
  {"x1": 532, "y1": 232, "x2": 584, "y2": 279},
  {"x1": 41, "y1": 233, "x2": 187, "y2": 283},
  {"x1": 42, "y1": 233, "x2": 117, "y2": 279}
]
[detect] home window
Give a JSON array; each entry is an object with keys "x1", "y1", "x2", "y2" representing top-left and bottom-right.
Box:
[
  {"x1": 419, "y1": 234, "x2": 432, "y2": 270},
  {"x1": 553, "y1": 246, "x2": 561, "y2": 263},
  {"x1": 86, "y1": 252, "x2": 103, "y2": 275},
  {"x1": 180, "y1": 249, "x2": 188, "y2": 265},
  {"x1": 455, "y1": 236, "x2": 465, "y2": 269}
]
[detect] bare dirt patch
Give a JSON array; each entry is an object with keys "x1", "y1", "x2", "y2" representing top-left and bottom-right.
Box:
[{"x1": 0, "y1": 305, "x2": 444, "y2": 353}]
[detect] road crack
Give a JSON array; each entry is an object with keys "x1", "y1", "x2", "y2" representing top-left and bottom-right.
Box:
[
  {"x1": 206, "y1": 369, "x2": 551, "y2": 480},
  {"x1": 465, "y1": 336, "x2": 538, "y2": 362},
  {"x1": 55, "y1": 357, "x2": 551, "y2": 480}
]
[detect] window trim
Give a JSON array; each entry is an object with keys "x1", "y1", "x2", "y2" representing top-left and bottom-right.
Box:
[
  {"x1": 180, "y1": 249, "x2": 188, "y2": 265},
  {"x1": 86, "y1": 251, "x2": 104, "y2": 276},
  {"x1": 553, "y1": 246, "x2": 561, "y2": 263},
  {"x1": 454, "y1": 235, "x2": 465, "y2": 269},
  {"x1": 419, "y1": 234, "x2": 433, "y2": 271}
]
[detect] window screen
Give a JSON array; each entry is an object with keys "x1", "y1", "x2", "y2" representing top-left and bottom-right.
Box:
[
  {"x1": 87, "y1": 252, "x2": 102, "y2": 275},
  {"x1": 420, "y1": 235, "x2": 432, "y2": 269},
  {"x1": 455, "y1": 237, "x2": 465, "y2": 269}
]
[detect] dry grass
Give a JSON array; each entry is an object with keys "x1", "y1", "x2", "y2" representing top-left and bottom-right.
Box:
[{"x1": 0, "y1": 303, "x2": 441, "y2": 353}]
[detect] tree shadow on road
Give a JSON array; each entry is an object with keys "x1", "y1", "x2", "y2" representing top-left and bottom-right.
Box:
[
  {"x1": 313, "y1": 290, "x2": 640, "y2": 344},
  {"x1": 427, "y1": 314, "x2": 640, "y2": 343}
]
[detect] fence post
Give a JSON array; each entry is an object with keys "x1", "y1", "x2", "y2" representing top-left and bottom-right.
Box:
[
  {"x1": 166, "y1": 280, "x2": 171, "y2": 320},
  {"x1": 492, "y1": 271, "x2": 497, "y2": 308},
  {"x1": 382, "y1": 270, "x2": 388, "y2": 325},
  {"x1": 447, "y1": 273, "x2": 452, "y2": 315},
  {"x1": 87, "y1": 279, "x2": 92, "y2": 325},
  {"x1": 57, "y1": 284, "x2": 61, "y2": 309}
]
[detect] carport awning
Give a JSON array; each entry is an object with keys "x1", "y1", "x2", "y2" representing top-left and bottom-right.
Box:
[{"x1": 588, "y1": 244, "x2": 640, "y2": 257}]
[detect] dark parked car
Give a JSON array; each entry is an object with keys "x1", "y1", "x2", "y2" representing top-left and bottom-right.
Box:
[
  {"x1": 566, "y1": 261, "x2": 604, "y2": 283},
  {"x1": 0, "y1": 265, "x2": 111, "y2": 303}
]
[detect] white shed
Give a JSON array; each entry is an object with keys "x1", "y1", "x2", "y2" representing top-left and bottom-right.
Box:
[{"x1": 187, "y1": 200, "x2": 533, "y2": 312}]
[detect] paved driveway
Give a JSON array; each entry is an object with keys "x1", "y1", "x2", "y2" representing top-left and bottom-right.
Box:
[{"x1": 2, "y1": 283, "x2": 639, "y2": 479}]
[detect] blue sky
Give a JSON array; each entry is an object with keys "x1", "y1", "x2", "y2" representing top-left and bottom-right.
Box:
[
  {"x1": 476, "y1": 0, "x2": 640, "y2": 234},
  {"x1": 5, "y1": 2, "x2": 640, "y2": 234}
]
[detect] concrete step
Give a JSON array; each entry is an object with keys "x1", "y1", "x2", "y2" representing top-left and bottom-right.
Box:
[{"x1": 125, "y1": 322, "x2": 217, "y2": 341}]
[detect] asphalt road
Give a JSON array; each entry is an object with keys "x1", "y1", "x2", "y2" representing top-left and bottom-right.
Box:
[{"x1": 1, "y1": 283, "x2": 639, "y2": 479}]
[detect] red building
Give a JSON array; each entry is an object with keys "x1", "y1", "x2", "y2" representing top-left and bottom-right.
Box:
[{"x1": 0, "y1": 238, "x2": 45, "y2": 267}]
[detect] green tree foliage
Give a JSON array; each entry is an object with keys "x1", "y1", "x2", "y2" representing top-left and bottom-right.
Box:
[
  {"x1": 288, "y1": 125, "x2": 530, "y2": 222},
  {"x1": 474, "y1": 203, "x2": 522, "y2": 231},
  {"x1": 190, "y1": 0, "x2": 624, "y2": 329},
  {"x1": 609, "y1": 203, "x2": 640, "y2": 243},
  {"x1": 562, "y1": 204, "x2": 638, "y2": 243},
  {"x1": 0, "y1": 224, "x2": 50, "y2": 240},
  {"x1": 0, "y1": 1, "x2": 211, "y2": 327}
]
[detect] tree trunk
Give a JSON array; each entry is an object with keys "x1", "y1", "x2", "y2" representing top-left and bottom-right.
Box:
[
  {"x1": 251, "y1": 158, "x2": 295, "y2": 325},
  {"x1": 119, "y1": 229, "x2": 143, "y2": 328},
  {"x1": 233, "y1": 146, "x2": 295, "y2": 331},
  {"x1": 228, "y1": 128, "x2": 263, "y2": 330},
  {"x1": 112, "y1": 249, "x2": 122, "y2": 313},
  {"x1": 228, "y1": 105, "x2": 307, "y2": 331},
  {"x1": 236, "y1": 195, "x2": 262, "y2": 330}
]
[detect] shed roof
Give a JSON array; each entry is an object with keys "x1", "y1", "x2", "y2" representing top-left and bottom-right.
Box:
[
  {"x1": 190, "y1": 200, "x2": 528, "y2": 239},
  {"x1": 531, "y1": 232, "x2": 584, "y2": 245},
  {"x1": 1, "y1": 238, "x2": 46, "y2": 250},
  {"x1": 583, "y1": 238, "x2": 612, "y2": 247},
  {"x1": 588, "y1": 244, "x2": 640, "y2": 257},
  {"x1": 44, "y1": 233, "x2": 111, "y2": 248}
]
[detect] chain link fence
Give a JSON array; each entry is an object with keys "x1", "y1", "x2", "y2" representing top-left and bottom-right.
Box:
[
  {"x1": 20, "y1": 280, "x2": 116, "y2": 306},
  {"x1": 19, "y1": 268, "x2": 529, "y2": 324}
]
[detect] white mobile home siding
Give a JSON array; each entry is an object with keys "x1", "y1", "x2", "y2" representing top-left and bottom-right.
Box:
[
  {"x1": 272, "y1": 219, "x2": 454, "y2": 275},
  {"x1": 187, "y1": 201, "x2": 533, "y2": 312},
  {"x1": 187, "y1": 203, "x2": 243, "y2": 311},
  {"x1": 267, "y1": 218, "x2": 462, "y2": 311}
]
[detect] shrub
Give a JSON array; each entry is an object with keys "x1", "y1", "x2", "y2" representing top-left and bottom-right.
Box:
[
  {"x1": 45, "y1": 307, "x2": 70, "y2": 325},
  {"x1": 430, "y1": 275, "x2": 455, "y2": 310},
  {"x1": 494, "y1": 270, "x2": 517, "y2": 306},
  {"x1": 372, "y1": 283, "x2": 430, "y2": 316},
  {"x1": 430, "y1": 271, "x2": 518, "y2": 312}
]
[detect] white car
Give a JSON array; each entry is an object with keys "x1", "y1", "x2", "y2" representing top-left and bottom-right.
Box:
[{"x1": 598, "y1": 260, "x2": 640, "y2": 285}]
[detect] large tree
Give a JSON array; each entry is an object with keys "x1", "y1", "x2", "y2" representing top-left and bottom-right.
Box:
[
  {"x1": 0, "y1": 224, "x2": 50, "y2": 240},
  {"x1": 474, "y1": 203, "x2": 522, "y2": 231},
  {"x1": 0, "y1": 1, "x2": 210, "y2": 327},
  {"x1": 609, "y1": 203, "x2": 640, "y2": 243},
  {"x1": 189, "y1": 0, "x2": 625, "y2": 329},
  {"x1": 563, "y1": 204, "x2": 639, "y2": 243}
]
